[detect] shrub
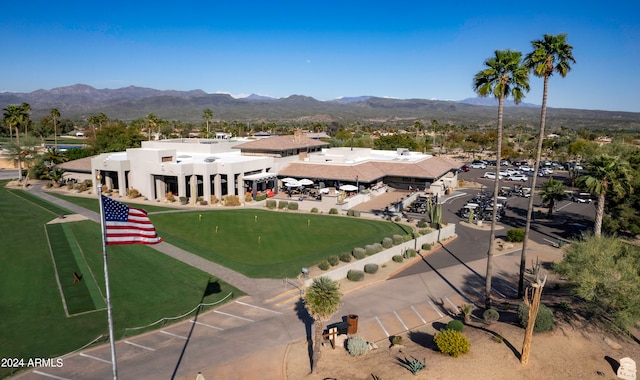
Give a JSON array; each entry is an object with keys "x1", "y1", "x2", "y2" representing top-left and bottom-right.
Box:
[
  {"x1": 328, "y1": 255, "x2": 339, "y2": 266},
  {"x1": 419, "y1": 228, "x2": 430, "y2": 235},
  {"x1": 310, "y1": 207, "x2": 318, "y2": 213},
  {"x1": 507, "y1": 228, "x2": 525, "y2": 242},
  {"x1": 518, "y1": 303, "x2": 554, "y2": 332},
  {"x1": 255, "y1": 193, "x2": 267, "y2": 201},
  {"x1": 392, "y1": 335, "x2": 403, "y2": 346},
  {"x1": 416, "y1": 218, "x2": 428, "y2": 228},
  {"x1": 446, "y1": 319, "x2": 464, "y2": 332},
  {"x1": 244, "y1": 192, "x2": 253, "y2": 202},
  {"x1": 392, "y1": 234, "x2": 404, "y2": 245},
  {"x1": 179, "y1": 196, "x2": 188, "y2": 204},
  {"x1": 404, "y1": 248, "x2": 417, "y2": 258},
  {"x1": 126, "y1": 188, "x2": 140, "y2": 198},
  {"x1": 403, "y1": 234, "x2": 413, "y2": 242},
  {"x1": 392, "y1": 255, "x2": 404, "y2": 263},
  {"x1": 347, "y1": 270, "x2": 365, "y2": 282},
  {"x1": 328, "y1": 208, "x2": 338, "y2": 215},
  {"x1": 365, "y1": 244, "x2": 382, "y2": 256},
  {"x1": 483, "y1": 308, "x2": 500, "y2": 324},
  {"x1": 210, "y1": 195, "x2": 219, "y2": 204},
  {"x1": 364, "y1": 263, "x2": 379, "y2": 274},
  {"x1": 346, "y1": 209, "x2": 361, "y2": 217},
  {"x1": 266, "y1": 200, "x2": 277, "y2": 209},
  {"x1": 339, "y1": 252, "x2": 352, "y2": 263},
  {"x1": 394, "y1": 216, "x2": 401, "y2": 222},
  {"x1": 382, "y1": 237, "x2": 393, "y2": 249},
  {"x1": 433, "y1": 329, "x2": 470, "y2": 357},
  {"x1": 346, "y1": 336, "x2": 369, "y2": 356},
  {"x1": 278, "y1": 200, "x2": 289, "y2": 209},
  {"x1": 200, "y1": 200, "x2": 208, "y2": 206},
  {"x1": 421, "y1": 243, "x2": 432, "y2": 250},
  {"x1": 287, "y1": 202, "x2": 299, "y2": 210},
  {"x1": 353, "y1": 247, "x2": 366, "y2": 260},
  {"x1": 165, "y1": 192, "x2": 176, "y2": 202},
  {"x1": 318, "y1": 260, "x2": 330, "y2": 271},
  {"x1": 224, "y1": 195, "x2": 241, "y2": 206}
]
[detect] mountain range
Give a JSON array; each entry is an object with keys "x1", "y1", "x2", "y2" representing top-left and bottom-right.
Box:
[{"x1": 1, "y1": 84, "x2": 638, "y2": 130}]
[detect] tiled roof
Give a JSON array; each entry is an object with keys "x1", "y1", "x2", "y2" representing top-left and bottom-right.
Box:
[
  {"x1": 232, "y1": 135, "x2": 329, "y2": 151},
  {"x1": 278, "y1": 156, "x2": 460, "y2": 182},
  {"x1": 56, "y1": 156, "x2": 95, "y2": 173}
]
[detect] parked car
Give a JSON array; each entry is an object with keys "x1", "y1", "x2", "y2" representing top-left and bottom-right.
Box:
[
  {"x1": 505, "y1": 168, "x2": 519, "y2": 176},
  {"x1": 507, "y1": 174, "x2": 528, "y2": 182},
  {"x1": 470, "y1": 162, "x2": 487, "y2": 169},
  {"x1": 519, "y1": 166, "x2": 534, "y2": 173},
  {"x1": 483, "y1": 172, "x2": 503, "y2": 180},
  {"x1": 571, "y1": 192, "x2": 593, "y2": 203},
  {"x1": 459, "y1": 164, "x2": 470, "y2": 172}
]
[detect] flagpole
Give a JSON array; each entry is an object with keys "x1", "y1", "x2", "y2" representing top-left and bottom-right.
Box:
[{"x1": 97, "y1": 171, "x2": 118, "y2": 380}]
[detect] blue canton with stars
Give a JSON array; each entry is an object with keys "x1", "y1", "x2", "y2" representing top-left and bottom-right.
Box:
[{"x1": 103, "y1": 196, "x2": 130, "y2": 222}]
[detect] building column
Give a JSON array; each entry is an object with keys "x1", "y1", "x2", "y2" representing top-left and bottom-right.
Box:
[
  {"x1": 213, "y1": 174, "x2": 221, "y2": 200},
  {"x1": 117, "y1": 170, "x2": 126, "y2": 197},
  {"x1": 178, "y1": 175, "x2": 187, "y2": 198},
  {"x1": 203, "y1": 174, "x2": 212, "y2": 204}
]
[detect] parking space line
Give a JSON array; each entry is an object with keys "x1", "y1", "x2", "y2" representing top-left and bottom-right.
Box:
[
  {"x1": 214, "y1": 310, "x2": 255, "y2": 322},
  {"x1": 160, "y1": 330, "x2": 188, "y2": 340},
  {"x1": 411, "y1": 306, "x2": 426, "y2": 324},
  {"x1": 428, "y1": 301, "x2": 444, "y2": 318},
  {"x1": 125, "y1": 340, "x2": 155, "y2": 351},
  {"x1": 393, "y1": 311, "x2": 408, "y2": 331},
  {"x1": 32, "y1": 371, "x2": 71, "y2": 380},
  {"x1": 79, "y1": 353, "x2": 111, "y2": 364},
  {"x1": 191, "y1": 320, "x2": 224, "y2": 331},
  {"x1": 445, "y1": 296, "x2": 459, "y2": 312},
  {"x1": 235, "y1": 300, "x2": 282, "y2": 314},
  {"x1": 375, "y1": 316, "x2": 390, "y2": 337}
]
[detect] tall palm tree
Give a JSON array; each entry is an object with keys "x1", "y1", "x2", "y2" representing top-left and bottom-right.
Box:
[
  {"x1": 50, "y1": 108, "x2": 60, "y2": 149},
  {"x1": 304, "y1": 276, "x2": 342, "y2": 372},
  {"x1": 473, "y1": 49, "x2": 529, "y2": 309},
  {"x1": 202, "y1": 108, "x2": 213, "y2": 138},
  {"x1": 539, "y1": 178, "x2": 566, "y2": 218},
  {"x1": 3, "y1": 103, "x2": 31, "y2": 181},
  {"x1": 577, "y1": 154, "x2": 633, "y2": 237},
  {"x1": 19, "y1": 102, "x2": 31, "y2": 136},
  {"x1": 518, "y1": 34, "x2": 575, "y2": 297}
]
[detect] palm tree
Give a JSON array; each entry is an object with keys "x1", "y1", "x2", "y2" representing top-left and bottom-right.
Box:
[
  {"x1": 202, "y1": 108, "x2": 213, "y2": 138},
  {"x1": 50, "y1": 108, "x2": 60, "y2": 149},
  {"x1": 539, "y1": 178, "x2": 567, "y2": 218},
  {"x1": 518, "y1": 33, "x2": 575, "y2": 297},
  {"x1": 19, "y1": 102, "x2": 31, "y2": 136},
  {"x1": 473, "y1": 49, "x2": 529, "y2": 309},
  {"x1": 304, "y1": 276, "x2": 342, "y2": 372},
  {"x1": 577, "y1": 154, "x2": 633, "y2": 237},
  {"x1": 3, "y1": 103, "x2": 31, "y2": 180}
]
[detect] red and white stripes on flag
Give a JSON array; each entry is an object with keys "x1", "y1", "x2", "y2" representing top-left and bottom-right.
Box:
[{"x1": 102, "y1": 195, "x2": 162, "y2": 245}]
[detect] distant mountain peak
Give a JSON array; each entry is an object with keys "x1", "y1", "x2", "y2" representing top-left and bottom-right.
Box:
[
  {"x1": 458, "y1": 97, "x2": 539, "y2": 108},
  {"x1": 331, "y1": 96, "x2": 373, "y2": 103},
  {"x1": 243, "y1": 94, "x2": 277, "y2": 101}
]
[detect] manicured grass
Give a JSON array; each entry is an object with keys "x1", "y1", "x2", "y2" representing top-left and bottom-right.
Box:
[
  {"x1": 48, "y1": 192, "x2": 177, "y2": 213},
  {"x1": 8, "y1": 189, "x2": 72, "y2": 215},
  {"x1": 0, "y1": 183, "x2": 242, "y2": 378},
  {"x1": 153, "y1": 209, "x2": 412, "y2": 278}
]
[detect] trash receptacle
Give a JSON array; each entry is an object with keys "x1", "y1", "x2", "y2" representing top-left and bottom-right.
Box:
[{"x1": 346, "y1": 314, "x2": 359, "y2": 334}]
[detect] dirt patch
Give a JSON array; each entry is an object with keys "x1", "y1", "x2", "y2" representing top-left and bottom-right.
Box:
[{"x1": 286, "y1": 315, "x2": 640, "y2": 380}]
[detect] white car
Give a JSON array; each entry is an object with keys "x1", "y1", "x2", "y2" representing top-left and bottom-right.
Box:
[
  {"x1": 483, "y1": 172, "x2": 503, "y2": 180},
  {"x1": 470, "y1": 162, "x2": 486, "y2": 169},
  {"x1": 505, "y1": 168, "x2": 519, "y2": 176},
  {"x1": 507, "y1": 174, "x2": 528, "y2": 182},
  {"x1": 519, "y1": 166, "x2": 534, "y2": 172}
]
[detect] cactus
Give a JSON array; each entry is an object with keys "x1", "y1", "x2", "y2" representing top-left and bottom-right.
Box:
[
  {"x1": 427, "y1": 201, "x2": 442, "y2": 229},
  {"x1": 468, "y1": 208, "x2": 475, "y2": 224},
  {"x1": 400, "y1": 356, "x2": 426, "y2": 375}
]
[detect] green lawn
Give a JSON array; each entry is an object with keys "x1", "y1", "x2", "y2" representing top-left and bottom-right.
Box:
[
  {"x1": 0, "y1": 183, "x2": 242, "y2": 378},
  {"x1": 152, "y1": 209, "x2": 412, "y2": 278},
  {"x1": 48, "y1": 192, "x2": 176, "y2": 213}
]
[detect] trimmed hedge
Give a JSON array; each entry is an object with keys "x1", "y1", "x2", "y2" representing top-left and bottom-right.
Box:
[
  {"x1": 287, "y1": 202, "x2": 299, "y2": 210},
  {"x1": 364, "y1": 263, "x2": 379, "y2": 274},
  {"x1": 328, "y1": 255, "x2": 339, "y2": 266},
  {"x1": 483, "y1": 308, "x2": 500, "y2": 324},
  {"x1": 446, "y1": 319, "x2": 464, "y2": 332},
  {"x1": 434, "y1": 329, "x2": 470, "y2": 357},
  {"x1": 329, "y1": 208, "x2": 339, "y2": 215},
  {"x1": 382, "y1": 237, "x2": 393, "y2": 248},
  {"x1": 347, "y1": 270, "x2": 365, "y2": 281},
  {"x1": 278, "y1": 200, "x2": 289, "y2": 209},
  {"x1": 392, "y1": 255, "x2": 404, "y2": 263},
  {"x1": 265, "y1": 200, "x2": 277, "y2": 209},
  {"x1": 353, "y1": 247, "x2": 366, "y2": 260},
  {"x1": 318, "y1": 260, "x2": 330, "y2": 271},
  {"x1": 507, "y1": 228, "x2": 525, "y2": 242},
  {"x1": 339, "y1": 252, "x2": 352, "y2": 263}
]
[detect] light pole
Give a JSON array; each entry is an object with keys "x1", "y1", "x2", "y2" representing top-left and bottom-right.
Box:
[{"x1": 356, "y1": 176, "x2": 359, "y2": 193}]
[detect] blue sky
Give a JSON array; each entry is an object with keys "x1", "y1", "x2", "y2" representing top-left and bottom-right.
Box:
[{"x1": 1, "y1": 1, "x2": 639, "y2": 112}]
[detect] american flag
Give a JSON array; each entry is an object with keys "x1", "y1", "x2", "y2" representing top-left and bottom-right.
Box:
[{"x1": 102, "y1": 195, "x2": 162, "y2": 245}]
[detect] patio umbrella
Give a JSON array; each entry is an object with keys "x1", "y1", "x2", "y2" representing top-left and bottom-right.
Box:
[
  {"x1": 281, "y1": 177, "x2": 297, "y2": 183},
  {"x1": 298, "y1": 178, "x2": 314, "y2": 186},
  {"x1": 339, "y1": 184, "x2": 358, "y2": 191},
  {"x1": 285, "y1": 180, "x2": 302, "y2": 187}
]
